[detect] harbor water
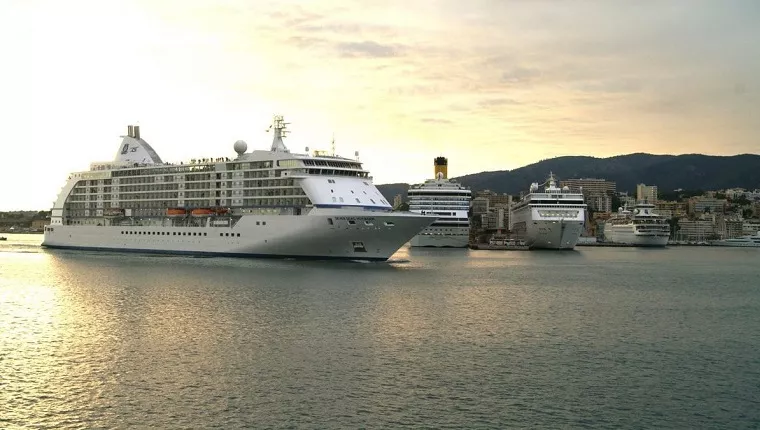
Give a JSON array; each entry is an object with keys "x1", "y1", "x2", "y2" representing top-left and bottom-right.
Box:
[{"x1": 1, "y1": 234, "x2": 759, "y2": 428}]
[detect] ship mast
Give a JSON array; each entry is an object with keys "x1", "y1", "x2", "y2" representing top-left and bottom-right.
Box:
[{"x1": 267, "y1": 115, "x2": 290, "y2": 152}]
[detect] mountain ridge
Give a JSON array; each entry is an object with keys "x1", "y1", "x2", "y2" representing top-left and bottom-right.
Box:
[{"x1": 377, "y1": 153, "x2": 760, "y2": 202}]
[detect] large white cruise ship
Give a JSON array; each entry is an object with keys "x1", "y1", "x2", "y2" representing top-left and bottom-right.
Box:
[
  {"x1": 509, "y1": 173, "x2": 586, "y2": 250},
  {"x1": 41, "y1": 116, "x2": 435, "y2": 261},
  {"x1": 604, "y1": 201, "x2": 670, "y2": 246},
  {"x1": 407, "y1": 157, "x2": 471, "y2": 247}
]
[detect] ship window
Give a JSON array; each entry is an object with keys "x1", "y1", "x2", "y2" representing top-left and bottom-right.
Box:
[
  {"x1": 262, "y1": 221, "x2": 266, "y2": 225},
  {"x1": 339, "y1": 197, "x2": 344, "y2": 202},
  {"x1": 384, "y1": 221, "x2": 394, "y2": 227},
  {"x1": 204, "y1": 233, "x2": 207, "y2": 236},
  {"x1": 351, "y1": 241, "x2": 367, "y2": 252},
  {"x1": 256, "y1": 221, "x2": 260, "y2": 225},
  {"x1": 328, "y1": 218, "x2": 333, "y2": 225},
  {"x1": 370, "y1": 199, "x2": 376, "y2": 204},
  {"x1": 355, "y1": 198, "x2": 360, "y2": 203},
  {"x1": 225, "y1": 233, "x2": 229, "y2": 237},
  {"x1": 237, "y1": 233, "x2": 240, "y2": 237},
  {"x1": 364, "y1": 221, "x2": 373, "y2": 226},
  {"x1": 332, "y1": 197, "x2": 337, "y2": 202},
  {"x1": 348, "y1": 220, "x2": 356, "y2": 225},
  {"x1": 220, "y1": 233, "x2": 223, "y2": 237}
]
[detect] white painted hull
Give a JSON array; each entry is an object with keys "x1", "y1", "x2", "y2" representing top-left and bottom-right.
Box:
[
  {"x1": 710, "y1": 241, "x2": 760, "y2": 248},
  {"x1": 410, "y1": 226, "x2": 470, "y2": 248},
  {"x1": 524, "y1": 220, "x2": 584, "y2": 250},
  {"x1": 510, "y1": 208, "x2": 586, "y2": 250},
  {"x1": 42, "y1": 209, "x2": 434, "y2": 261},
  {"x1": 604, "y1": 226, "x2": 669, "y2": 246}
]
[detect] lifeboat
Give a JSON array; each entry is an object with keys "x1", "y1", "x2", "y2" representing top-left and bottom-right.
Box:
[
  {"x1": 214, "y1": 207, "x2": 229, "y2": 215},
  {"x1": 191, "y1": 208, "x2": 215, "y2": 217},
  {"x1": 166, "y1": 208, "x2": 187, "y2": 217},
  {"x1": 103, "y1": 208, "x2": 125, "y2": 218}
]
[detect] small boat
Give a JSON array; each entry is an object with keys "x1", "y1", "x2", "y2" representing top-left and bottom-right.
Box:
[
  {"x1": 0, "y1": 236, "x2": 7, "y2": 241},
  {"x1": 103, "y1": 208, "x2": 125, "y2": 217},
  {"x1": 191, "y1": 208, "x2": 215, "y2": 217},
  {"x1": 166, "y1": 208, "x2": 188, "y2": 217}
]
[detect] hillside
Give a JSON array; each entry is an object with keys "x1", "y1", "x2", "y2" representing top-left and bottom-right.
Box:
[{"x1": 377, "y1": 153, "x2": 760, "y2": 201}]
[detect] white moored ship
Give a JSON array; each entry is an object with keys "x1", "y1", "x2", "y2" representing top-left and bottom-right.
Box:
[
  {"x1": 710, "y1": 231, "x2": 760, "y2": 247},
  {"x1": 604, "y1": 201, "x2": 670, "y2": 246},
  {"x1": 41, "y1": 116, "x2": 435, "y2": 261},
  {"x1": 407, "y1": 157, "x2": 471, "y2": 247},
  {"x1": 509, "y1": 173, "x2": 586, "y2": 250}
]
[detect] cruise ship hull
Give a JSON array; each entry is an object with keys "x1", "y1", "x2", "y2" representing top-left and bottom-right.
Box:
[
  {"x1": 42, "y1": 209, "x2": 434, "y2": 261},
  {"x1": 604, "y1": 227, "x2": 669, "y2": 246},
  {"x1": 410, "y1": 227, "x2": 470, "y2": 248},
  {"x1": 524, "y1": 220, "x2": 585, "y2": 250}
]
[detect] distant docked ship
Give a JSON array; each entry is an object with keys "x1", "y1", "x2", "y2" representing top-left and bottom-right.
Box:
[
  {"x1": 604, "y1": 201, "x2": 670, "y2": 246},
  {"x1": 509, "y1": 173, "x2": 586, "y2": 250},
  {"x1": 710, "y1": 231, "x2": 760, "y2": 247},
  {"x1": 41, "y1": 116, "x2": 435, "y2": 261},
  {"x1": 407, "y1": 157, "x2": 472, "y2": 248}
]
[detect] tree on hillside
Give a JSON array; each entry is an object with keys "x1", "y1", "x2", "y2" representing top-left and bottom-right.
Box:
[{"x1": 731, "y1": 195, "x2": 751, "y2": 206}]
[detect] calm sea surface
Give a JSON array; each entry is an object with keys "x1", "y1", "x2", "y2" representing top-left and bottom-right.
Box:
[{"x1": 1, "y1": 233, "x2": 759, "y2": 429}]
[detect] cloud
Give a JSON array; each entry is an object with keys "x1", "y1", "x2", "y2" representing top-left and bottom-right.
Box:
[
  {"x1": 479, "y1": 98, "x2": 522, "y2": 107},
  {"x1": 2, "y1": 0, "x2": 760, "y2": 209},
  {"x1": 336, "y1": 40, "x2": 403, "y2": 58},
  {"x1": 421, "y1": 118, "x2": 453, "y2": 124}
]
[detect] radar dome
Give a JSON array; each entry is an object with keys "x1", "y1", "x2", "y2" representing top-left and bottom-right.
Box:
[
  {"x1": 562, "y1": 186, "x2": 570, "y2": 192},
  {"x1": 530, "y1": 183, "x2": 539, "y2": 192},
  {"x1": 233, "y1": 140, "x2": 248, "y2": 155}
]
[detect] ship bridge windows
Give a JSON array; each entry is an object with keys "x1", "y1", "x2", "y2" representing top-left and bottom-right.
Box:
[
  {"x1": 277, "y1": 160, "x2": 302, "y2": 168},
  {"x1": 303, "y1": 159, "x2": 362, "y2": 169},
  {"x1": 307, "y1": 168, "x2": 368, "y2": 177},
  {"x1": 537, "y1": 209, "x2": 580, "y2": 218}
]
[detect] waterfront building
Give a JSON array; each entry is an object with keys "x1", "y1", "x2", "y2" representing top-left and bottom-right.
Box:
[{"x1": 636, "y1": 184, "x2": 658, "y2": 203}]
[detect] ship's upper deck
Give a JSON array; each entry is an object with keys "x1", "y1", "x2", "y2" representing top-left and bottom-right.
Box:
[{"x1": 512, "y1": 173, "x2": 586, "y2": 210}]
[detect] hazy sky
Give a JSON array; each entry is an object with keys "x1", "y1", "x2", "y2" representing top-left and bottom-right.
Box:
[{"x1": 1, "y1": 0, "x2": 759, "y2": 210}]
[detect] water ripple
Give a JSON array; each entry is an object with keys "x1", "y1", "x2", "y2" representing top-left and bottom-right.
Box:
[{"x1": 1, "y1": 237, "x2": 759, "y2": 428}]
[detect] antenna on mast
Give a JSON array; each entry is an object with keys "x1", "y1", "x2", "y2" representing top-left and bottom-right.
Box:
[
  {"x1": 267, "y1": 114, "x2": 290, "y2": 152},
  {"x1": 331, "y1": 133, "x2": 336, "y2": 156}
]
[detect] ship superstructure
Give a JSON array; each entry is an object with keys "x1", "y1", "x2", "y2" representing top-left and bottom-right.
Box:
[
  {"x1": 42, "y1": 116, "x2": 434, "y2": 261},
  {"x1": 407, "y1": 157, "x2": 471, "y2": 247},
  {"x1": 604, "y1": 201, "x2": 670, "y2": 246},
  {"x1": 509, "y1": 173, "x2": 586, "y2": 250}
]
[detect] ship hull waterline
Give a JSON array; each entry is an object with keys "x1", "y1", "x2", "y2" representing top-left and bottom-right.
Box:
[
  {"x1": 603, "y1": 228, "x2": 670, "y2": 247},
  {"x1": 524, "y1": 220, "x2": 585, "y2": 250},
  {"x1": 42, "y1": 210, "x2": 436, "y2": 262}
]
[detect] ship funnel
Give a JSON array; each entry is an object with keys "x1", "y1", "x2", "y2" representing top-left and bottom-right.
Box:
[
  {"x1": 133, "y1": 125, "x2": 141, "y2": 140},
  {"x1": 127, "y1": 125, "x2": 134, "y2": 137},
  {"x1": 434, "y1": 156, "x2": 448, "y2": 179}
]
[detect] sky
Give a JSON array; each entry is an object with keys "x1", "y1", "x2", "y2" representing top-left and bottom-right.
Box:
[{"x1": 0, "y1": 0, "x2": 759, "y2": 210}]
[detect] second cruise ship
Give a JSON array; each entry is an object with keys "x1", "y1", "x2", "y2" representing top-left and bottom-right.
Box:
[
  {"x1": 407, "y1": 157, "x2": 472, "y2": 247},
  {"x1": 509, "y1": 173, "x2": 586, "y2": 250},
  {"x1": 41, "y1": 116, "x2": 435, "y2": 261},
  {"x1": 604, "y1": 201, "x2": 670, "y2": 246}
]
